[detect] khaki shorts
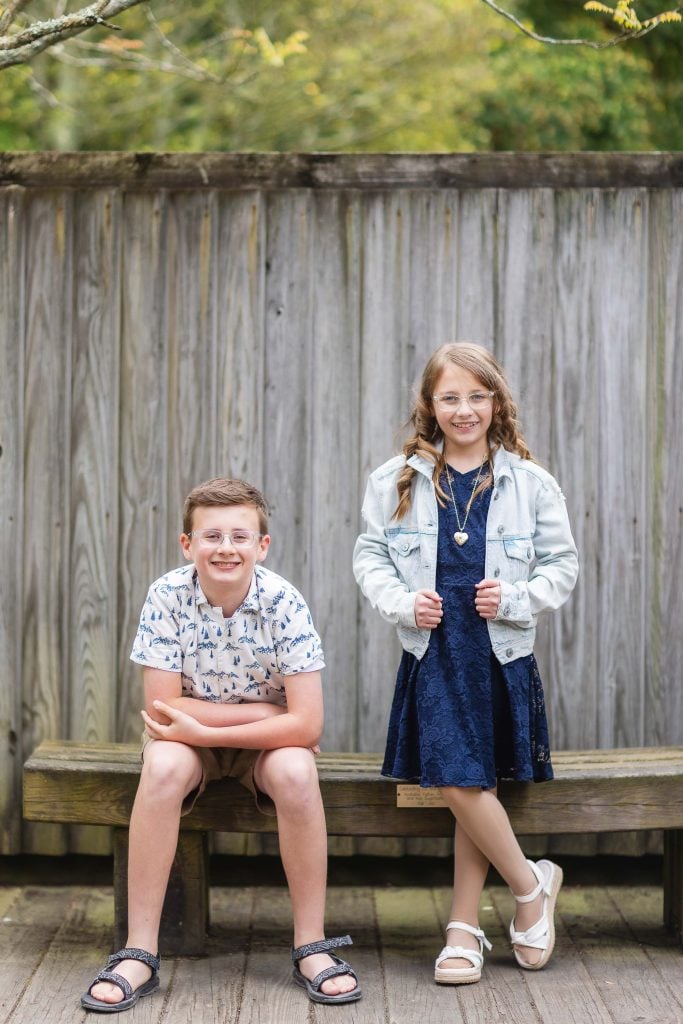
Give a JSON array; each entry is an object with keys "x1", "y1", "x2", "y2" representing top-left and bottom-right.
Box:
[{"x1": 141, "y1": 734, "x2": 276, "y2": 816}]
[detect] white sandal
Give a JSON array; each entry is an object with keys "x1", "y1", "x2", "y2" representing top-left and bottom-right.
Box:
[
  {"x1": 509, "y1": 859, "x2": 563, "y2": 970},
  {"x1": 434, "y1": 920, "x2": 492, "y2": 985}
]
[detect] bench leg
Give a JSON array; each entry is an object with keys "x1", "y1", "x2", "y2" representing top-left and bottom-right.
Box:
[
  {"x1": 663, "y1": 829, "x2": 683, "y2": 945},
  {"x1": 113, "y1": 828, "x2": 210, "y2": 956}
]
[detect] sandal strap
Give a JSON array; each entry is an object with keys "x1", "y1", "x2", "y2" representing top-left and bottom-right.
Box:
[
  {"x1": 308, "y1": 958, "x2": 357, "y2": 992},
  {"x1": 90, "y1": 969, "x2": 133, "y2": 1001},
  {"x1": 512, "y1": 860, "x2": 548, "y2": 904},
  {"x1": 435, "y1": 945, "x2": 484, "y2": 971},
  {"x1": 291, "y1": 935, "x2": 353, "y2": 963},
  {"x1": 106, "y1": 947, "x2": 160, "y2": 974},
  {"x1": 445, "y1": 920, "x2": 492, "y2": 952},
  {"x1": 510, "y1": 913, "x2": 550, "y2": 951}
]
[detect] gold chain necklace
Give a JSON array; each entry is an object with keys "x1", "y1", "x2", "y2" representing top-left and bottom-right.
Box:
[{"x1": 445, "y1": 455, "x2": 488, "y2": 546}]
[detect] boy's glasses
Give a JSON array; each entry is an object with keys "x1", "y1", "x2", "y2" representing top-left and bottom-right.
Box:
[
  {"x1": 190, "y1": 529, "x2": 263, "y2": 549},
  {"x1": 432, "y1": 390, "x2": 495, "y2": 412}
]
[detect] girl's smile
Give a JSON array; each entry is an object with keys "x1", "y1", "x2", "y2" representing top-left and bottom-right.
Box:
[{"x1": 432, "y1": 365, "x2": 493, "y2": 466}]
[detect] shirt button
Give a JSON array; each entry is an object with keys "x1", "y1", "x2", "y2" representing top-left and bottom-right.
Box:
[
  {"x1": 494, "y1": 568, "x2": 500, "y2": 577},
  {"x1": 497, "y1": 525, "x2": 504, "y2": 534},
  {"x1": 506, "y1": 648, "x2": 513, "y2": 657},
  {"x1": 503, "y1": 605, "x2": 511, "y2": 615}
]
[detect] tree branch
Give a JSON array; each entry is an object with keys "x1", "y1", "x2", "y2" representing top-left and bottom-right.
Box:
[
  {"x1": 0, "y1": 0, "x2": 146, "y2": 69},
  {"x1": 479, "y1": 0, "x2": 680, "y2": 48}
]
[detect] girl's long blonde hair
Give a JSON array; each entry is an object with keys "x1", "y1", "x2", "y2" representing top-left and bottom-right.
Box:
[{"x1": 394, "y1": 342, "x2": 533, "y2": 520}]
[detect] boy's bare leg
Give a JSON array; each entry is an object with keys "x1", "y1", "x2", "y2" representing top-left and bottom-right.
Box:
[
  {"x1": 255, "y1": 747, "x2": 358, "y2": 998},
  {"x1": 439, "y1": 786, "x2": 545, "y2": 965},
  {"x1": 89, "y1": 740, "x2": 203, "y2": 1005}
]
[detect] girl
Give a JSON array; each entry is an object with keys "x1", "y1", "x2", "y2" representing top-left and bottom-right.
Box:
[{"x1": 353, "y1": 342, "x2": 578, "y2": 984}]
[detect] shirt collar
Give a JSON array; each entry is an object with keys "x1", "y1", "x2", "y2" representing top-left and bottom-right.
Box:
[{"x1": 192, "y1": 566, "x2": 261, "y2": 615}]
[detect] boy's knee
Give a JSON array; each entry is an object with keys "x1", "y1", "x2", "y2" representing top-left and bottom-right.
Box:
[
  {"x1": 140, "y1": 741, "x2": 201, "y2": 798},
  {"x1": 259, "y1": 748, "x2": 319, "y2": 807}
]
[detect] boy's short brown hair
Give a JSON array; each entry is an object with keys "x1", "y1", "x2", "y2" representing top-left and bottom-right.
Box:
[{"x1": 182, "y1": 478, "x2": 269, "y2": 536}]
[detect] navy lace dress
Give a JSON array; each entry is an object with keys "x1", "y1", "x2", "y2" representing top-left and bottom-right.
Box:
[{"x1": 382, "y1": 464, "x2": 553, "y2": 789}]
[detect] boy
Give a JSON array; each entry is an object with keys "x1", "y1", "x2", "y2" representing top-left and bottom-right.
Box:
[{"x1": 82, "y1": 477, "x2": 360, "y2": 1012}]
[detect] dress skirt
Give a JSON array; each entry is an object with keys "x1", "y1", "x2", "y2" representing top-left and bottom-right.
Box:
[{"x1": 382, "y1": 464, "x2": 553, "y2": 790}]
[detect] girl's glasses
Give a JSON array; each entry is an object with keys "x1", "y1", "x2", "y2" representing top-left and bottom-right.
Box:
[
  {"x1": 190, "y1": 529, "x2": 263, "y2": 549},
  {"x1": 432, "y1": 390, "x2": 495, "y2": 411}
]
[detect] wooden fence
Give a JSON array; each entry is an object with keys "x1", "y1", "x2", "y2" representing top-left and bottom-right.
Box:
[{"x1": 1, "y1": 153, "x2": 682, "y2": 857}]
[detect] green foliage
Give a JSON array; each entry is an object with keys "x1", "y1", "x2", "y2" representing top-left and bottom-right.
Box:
[{"x1": 0, "y1": 0, "x2": 680, "y2": 151}]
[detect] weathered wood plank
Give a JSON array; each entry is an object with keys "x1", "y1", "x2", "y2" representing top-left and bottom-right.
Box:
[
  {"x1": 262, "y1": 190, "x2": 314, "y2": 595},
  {"x1": 608, "y1": 885, "x2": 683, "y2": 1005},
  {"x1": 2, "y1": 152, "x2": 682, "y2": 190},
  {"x1": 23, "y1": 743, "x2": 683, "y2": 838},
  {"x1": 454, "y1": 188, "x2": 497, "y2": 346},
  {"x1": 356, "y1": 191, "x2": 416, "y2": 763},
  {"x1": 646, "y1": 189, "x2": 683, "y2": 749},
  {"x1": 67, "y1": 190, "x2": 122, "y2": 855},
  {"x1": 306, "y1": 192, "x2": 362, "y2": 752},
  {"x1": 562, "y1": 886, "x2": 680, "y2": 1024},
  {"x1": 236, "y1": 887, "x2": 306, "y2": 1024},
  {"x1": 0, "y1": 186, "x2": 24, "y2": 854},
  {"x1": 546, "y1": 189, "x2": 600, "y2": 752},
  {"x1": 116, "y1": 192, "x2": 170, "y2": 743},
  {"x1": 595, "y1": 191, "x2": 649, "y2": 750},
  {"x1": 0, "y1": 887, "x2": 96, "y2": 1021},
  {"x1": 162, "y1": 888, "x2": 252, "y2": 1024},
  {"x1": 164, "y1": 191, "x2": 216, "y2": 555},
  {"x1": 12, "y1": 889, "x2": 131, "y2": 1024},
  {"x1": 213, "y1": 192, "x2": 265, "y2": 484},
  {"x1": 21, "y1": 191, "x2": 73, "y2": 856}
]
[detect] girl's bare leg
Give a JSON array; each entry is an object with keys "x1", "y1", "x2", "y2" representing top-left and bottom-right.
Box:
[
  {"x1": 438, "y1": 821, "x2": 491, "y2": 970},
  {"x1": 439, "y1": 786, "x2": 546, "y2": 966}
]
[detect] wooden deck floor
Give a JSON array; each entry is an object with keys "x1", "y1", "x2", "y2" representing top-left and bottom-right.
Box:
[{"x1": 0, "y1": 883, "x2": 681, "y2": 1024}]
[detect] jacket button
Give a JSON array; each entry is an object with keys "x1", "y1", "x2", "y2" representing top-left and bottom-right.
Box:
[
  {"x1": 494, "y1": 568, "x2": 500, "y2": 577},
  {"x1": 506, "y1": 648, "x2": 513, "y2": 657},
  {"x1": 503, "y1": 605, "x2": 510, "y2": 615}
]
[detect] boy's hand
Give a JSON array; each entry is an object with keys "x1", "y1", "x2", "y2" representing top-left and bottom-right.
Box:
[{"x1": 142, "y1": 701, "x2": 207, "y2": 745}]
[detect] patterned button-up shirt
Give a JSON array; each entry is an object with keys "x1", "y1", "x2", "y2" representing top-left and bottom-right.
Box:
[{"x1": 130, "y1": 563, "x2": 325, "y2": 705}]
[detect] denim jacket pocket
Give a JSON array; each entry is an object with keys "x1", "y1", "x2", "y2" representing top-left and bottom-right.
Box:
[
  {"x1": 387, "y1": 531, "x2": 421, "y2": 589},
  {"x1": 502, "y1": 535, "x2": 533, "y2": 582}
]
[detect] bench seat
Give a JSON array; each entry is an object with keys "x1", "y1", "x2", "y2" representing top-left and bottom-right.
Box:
[{"x1": 23, "y1": 741, "x2": 683, "y2": 953}]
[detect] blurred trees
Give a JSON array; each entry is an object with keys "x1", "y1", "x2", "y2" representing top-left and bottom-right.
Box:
[{"x1": 0, "y1": 0, "x2": 680, "y2": 151}]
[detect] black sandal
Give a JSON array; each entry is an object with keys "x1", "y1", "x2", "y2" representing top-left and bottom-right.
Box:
[
  {"x1": 80, "y1": 947, "x2": 160, "y2": 1013},
  {"x1": 291, "y1": 935, "x2": 361, "y2": 1004}
]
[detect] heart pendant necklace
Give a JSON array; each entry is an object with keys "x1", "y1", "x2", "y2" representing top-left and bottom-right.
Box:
[{"x1": 445, "y1": 455, "x2": 488, "y2": 547}]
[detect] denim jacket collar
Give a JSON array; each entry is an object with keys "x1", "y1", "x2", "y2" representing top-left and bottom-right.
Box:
[{"x1": 407, "y1": 442, "x2": 514, "y2": 483}]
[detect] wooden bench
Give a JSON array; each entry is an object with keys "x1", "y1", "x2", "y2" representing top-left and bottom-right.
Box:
[{"x1": 23, "y1": 741, "x2": 683, "y2": 954}]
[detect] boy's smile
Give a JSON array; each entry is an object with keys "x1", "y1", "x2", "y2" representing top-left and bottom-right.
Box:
[{"x1": 180, "y1": 504, "x2": 270, "y2": 616}]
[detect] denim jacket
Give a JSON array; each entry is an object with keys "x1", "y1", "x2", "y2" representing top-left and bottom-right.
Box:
[{"x1": 353, "y1": 446, "x2": 579, "y2": 664}]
